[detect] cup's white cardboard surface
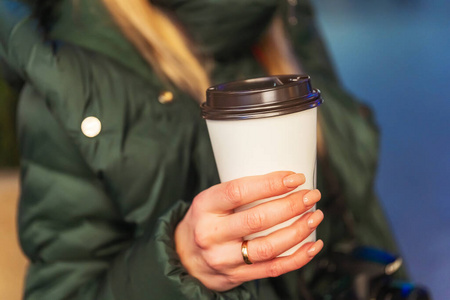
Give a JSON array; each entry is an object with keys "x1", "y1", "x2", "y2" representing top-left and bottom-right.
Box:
[{"x1": 206, "y1": 108, "x2": 318, "y2": 256}]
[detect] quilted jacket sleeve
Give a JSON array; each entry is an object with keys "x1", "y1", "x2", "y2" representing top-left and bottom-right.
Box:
[{"x1": 1, "y1": 1, "x2": 256, "y2": 299}]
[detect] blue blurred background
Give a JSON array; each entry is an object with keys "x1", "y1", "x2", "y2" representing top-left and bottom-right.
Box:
[{"x1": 310, "y1": 0, "x2": 450, "y2": 298}]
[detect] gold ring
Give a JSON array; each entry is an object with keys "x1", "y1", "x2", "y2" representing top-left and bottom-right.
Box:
[{"x1": 241, "y1": 240, "x2": 253, "y2": 265}]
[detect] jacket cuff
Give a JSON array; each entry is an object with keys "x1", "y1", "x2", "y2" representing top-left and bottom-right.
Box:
[{"x1": 154, "y1": 200, "x2": 258, "y2": 299}]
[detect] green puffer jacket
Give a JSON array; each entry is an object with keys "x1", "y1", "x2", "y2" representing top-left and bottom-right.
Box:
[{"x1": 0, "y1": 0, "x2": 403, "y2": 299}]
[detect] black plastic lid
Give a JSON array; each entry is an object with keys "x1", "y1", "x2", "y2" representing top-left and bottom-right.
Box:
[{"x1": 202, "y1": 75, "x2": 323, "y2": 120}]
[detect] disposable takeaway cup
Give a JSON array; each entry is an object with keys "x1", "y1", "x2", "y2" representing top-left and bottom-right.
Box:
[{"x1": 201, "y1": 75, "x2": 323, "y2": 256}]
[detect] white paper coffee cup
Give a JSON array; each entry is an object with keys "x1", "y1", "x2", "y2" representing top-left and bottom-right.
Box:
[{"x1": 202, "y1": 75, "x2": 323, "y2": 256}]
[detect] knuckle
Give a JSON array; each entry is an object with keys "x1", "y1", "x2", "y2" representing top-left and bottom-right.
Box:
[
  {"x1": 225, "y1": 273, "x2": 240, "y2": 286},
  {"x1": 265, "y1": 176, "x2": 282, "y2": 194},
  {"x1": 266, "y1": 261, "x2": 283, "y2": 278},
  {"x1": 193, "y1": 227, "x2": 211, "y2": 249},
  {"x1": 192, "y1": 192, "x2": 207, "y2": 213},
  {"x1": 190, "y1": 201, "x2": 202, "y2": 218},
  {"x1": 294, "y1": 224, "x2": 309, "y2": 241},
  {"x1": 224, "y1": 181, "x2": 243, "y2": 205},
  {"x1": 245, "y1": 211, "x2": 265, "y2": 232},
  {"x1": 294, "y1": 254, "x2": 309, "y2": 267},
  {"x1": 255, "y1": 240, "x2": 275, "y2": 261},
  {"x1": 205, "y1": 252, "x2": 226, "y2": 271},
  {"x1": 287, "y1": 195, "x2": 301, "y2": 215}
]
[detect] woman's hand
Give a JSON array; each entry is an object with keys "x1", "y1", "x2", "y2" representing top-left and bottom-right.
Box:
[{"x1": 174, "y1": 171, "x2": 324, "y2": 292}]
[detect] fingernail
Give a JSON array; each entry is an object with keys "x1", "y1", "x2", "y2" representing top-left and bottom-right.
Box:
[
  {"x1": 283, "y1": 173, "x2": 305, "y2": 188},
  {"x1": 307, "y1": 210, "x2": 324, "y2": 229},
  {"x1": 307, "y1": 240, "x2": 324, "y2": 257},
  {"x1": 303, "y1": 189, "x2": 321, "y2": 206}
]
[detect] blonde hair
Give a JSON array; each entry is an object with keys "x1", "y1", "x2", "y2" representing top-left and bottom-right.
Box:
[
  {"x1": 251, "y1": 16, "x2": 302, "y2": 75},
  {"x1": 101, "y1": 0, "x2": 210, "y2": 101}
]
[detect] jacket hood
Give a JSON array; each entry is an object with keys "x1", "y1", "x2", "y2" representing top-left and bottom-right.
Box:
[
  {"x1": 23, "y1": 0, "x2": 279, "y2": 62},
  {"x1": 153, "y1": 0, "x2": 279, "y2": 59}
]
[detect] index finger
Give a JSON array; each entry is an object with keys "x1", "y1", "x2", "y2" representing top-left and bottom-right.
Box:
[{"x1": 200, "y1": 171, "x2": 306, "y2": 213}]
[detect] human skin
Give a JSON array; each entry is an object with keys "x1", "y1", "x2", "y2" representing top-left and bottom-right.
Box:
[{"x1": 175, "y1": 171, "x2": 324, "y2": 291}]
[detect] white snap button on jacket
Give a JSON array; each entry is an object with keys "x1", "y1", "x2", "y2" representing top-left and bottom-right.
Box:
[
  {"x1": 158, "y1": 91, "x2": 174, "y2": 104},
  {"x1": 81, "y1": 116, "x2": 102, "y2": 138}
]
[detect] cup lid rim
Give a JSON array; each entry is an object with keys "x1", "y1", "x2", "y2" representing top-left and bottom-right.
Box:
[{"x1": 202, "y1": 75, "x2": 323, "y2": 120}]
